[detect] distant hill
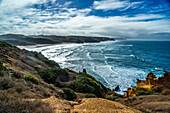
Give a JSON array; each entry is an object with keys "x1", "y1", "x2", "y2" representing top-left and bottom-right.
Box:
[{"x1": 0, "y1": 34, "x2": 115, "y2": 46}]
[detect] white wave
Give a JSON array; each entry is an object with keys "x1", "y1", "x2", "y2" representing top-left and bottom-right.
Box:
[
  {"x1": 86, "y1": 52, "x2": 91, "y2": 60},
  {"x1": 130, "y1": 54, "x2": 134, "y2": 57},
  {"x1": 154, "y1": 67, "x2": 163, "y2": 71},
  {"x1": 117, "y1": 44, "x2": 133, "y2": 47}
]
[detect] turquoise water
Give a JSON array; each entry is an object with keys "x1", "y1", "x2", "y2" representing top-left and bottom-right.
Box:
[{"x1": 27, "y1": 41, "x2": 170, "y2": 94}]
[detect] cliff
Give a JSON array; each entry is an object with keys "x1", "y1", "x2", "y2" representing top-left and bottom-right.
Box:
[
  {"x1": 124, "y1": 72, "x2": 170, "y2": 98},
  {"x1": 114, "y1": 71, "x2": 170, "y2": 113}
]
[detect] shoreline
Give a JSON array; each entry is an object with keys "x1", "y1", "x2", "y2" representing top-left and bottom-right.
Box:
[
  {"x1": 17, "y1": 40, "x2": 117, "y2": 49},
  {"x1": 17, "y1": 42, "x2": 79, "y2": 49}
]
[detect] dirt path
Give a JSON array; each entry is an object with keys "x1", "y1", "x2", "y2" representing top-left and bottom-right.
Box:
[{"x1": 39, "y1": 96, "x2": 141, "y2": 113}]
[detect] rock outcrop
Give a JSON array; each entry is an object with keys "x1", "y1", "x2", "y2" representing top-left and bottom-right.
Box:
[{"x1": 124, "y1": 71, "x2": 170, "y2": 98}]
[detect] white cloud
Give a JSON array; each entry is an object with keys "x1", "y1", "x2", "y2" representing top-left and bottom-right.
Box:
[
  {"x1": 0, "y1": 0, "x2": 169, "y2": 39},
  {"x1": 93, "y1": 0, "x2": 141, "y2": 11},
  {"x1": 0, "y1": 0, "x2": 43, "y2": 14}
]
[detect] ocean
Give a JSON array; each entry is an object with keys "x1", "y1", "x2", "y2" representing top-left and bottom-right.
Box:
[{"x1": 26, "y1": 41, "x2": 170, "y2": 94}]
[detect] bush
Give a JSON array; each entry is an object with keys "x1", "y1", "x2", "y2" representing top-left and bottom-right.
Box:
[
  {"x1": 34, "y1": 52, "x2": 59, "y2": 67},
  {"x1": 107, "y1": 91, "x2": 122, "y2": 98},
  {"x1": 0, "y1": 71, "x2": 3, "y2": 77},
  {"x1": 70, "y1": 73, "x2": 106, "y2": 98},
  {"x1": 43, "y1": 59, "x2": 60, "y2": 67},
  {"x1": 71, "y1": 77, "x2": 95, "y2": 93},
  {"x1": 135, "y1": 88, "x2": 153, "y2": 96},
  {"x1": 0, "y1": 61, "x2": 3, "y2": 71},
  {"x1": 152, "y1": 92, "x2": 162, "y2": 95},
  {"x1": 0, "y1": 77, "x2": 13, "y2": 90},
  {"x1": 62, "y1": 88, "x2": 77, "y2": 100},
  {"x1": 12, "y1": 72, "x2": 23, "y2": 79},
  {"x1": 106, "y1": 96, "x2": 116, "y2": 101},
  {"x1": 38, "y1": 68, "x2": 68, "y2": 84},
  {"x1": 0, "y1": 41, "x2": 13, "y2": 48},
  {"x1": 86, "y1": 93, "x2": 97, "y2": 98},
  {"x1": 24, "y1": 75, "x2": 39, "y2": 84}
]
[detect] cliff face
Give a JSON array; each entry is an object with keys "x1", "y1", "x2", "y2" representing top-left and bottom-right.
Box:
[{"x1": 124, "y1": 72, "x2": 170, "y2": 98}]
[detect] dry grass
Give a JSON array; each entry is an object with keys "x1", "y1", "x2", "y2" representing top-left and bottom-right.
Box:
[
  {"x1": 0, "y1": 75, "x2": 65, "y2": 99},
  {"x1": 0, "y1": 90, "x2": 54, "y2": 113}
]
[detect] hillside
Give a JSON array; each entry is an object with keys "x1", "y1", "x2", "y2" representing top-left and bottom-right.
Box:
[
  {"x1": 0, "y1": 40, "x2": 169, "y2": 113},
  {"x1": 0, "y1": 34, "x2": 115, "y2": 46}
]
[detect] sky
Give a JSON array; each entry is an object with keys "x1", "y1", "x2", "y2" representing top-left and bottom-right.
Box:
[{"x1": 0, "y1": 0, "x2": 170, "y2": 39}]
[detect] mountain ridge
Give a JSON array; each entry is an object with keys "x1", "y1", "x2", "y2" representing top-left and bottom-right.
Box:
[{"x1": 0, "y1": 34, "x2": 116, "y2": 46}]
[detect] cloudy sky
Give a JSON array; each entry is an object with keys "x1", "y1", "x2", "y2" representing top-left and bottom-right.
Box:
[{"x1": 0, "y1": 0, "x2": 170, "y2": 39}]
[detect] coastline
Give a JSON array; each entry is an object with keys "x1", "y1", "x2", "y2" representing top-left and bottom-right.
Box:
[
  {"x1": 21, "y1": 40, "x2": 170, "y2": 95},
  {"x1": 17, "y1": 40, "x2": 117, "y2": 49},
  {"x1": 17, "y1": 42, "x2": 78, "y2": 49},
  {"x1": 0, "y1": 40, "x2": 170, "y2": 113}
]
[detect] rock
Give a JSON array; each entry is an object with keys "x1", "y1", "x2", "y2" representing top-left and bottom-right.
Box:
[
  {"x1": 124, "y1": 71, "x2": 170, "y2": 98},
  {"x1": 113, "y1": 85, "x2": 120, "y2": 92},
  {"x1": 83, "y1": 68, "x2": 87, "y2": 74}
]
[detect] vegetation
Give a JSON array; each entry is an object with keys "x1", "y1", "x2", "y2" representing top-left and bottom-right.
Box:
[
  {"x1": 0, "y1": 61, "x2": 3, "y2": 77},
  {"x1": 152, "y1": 92, "x2": 162, "y2": 95},
  {"x1": 135, "y1": 88, "x2": 153, "y2": 96},
  {"x1": 70, "y1": 72, "x2": 107, "y2": 98},
  {"x1": 0, "y1": 72, "x2": 3, "y2": 77},
  {"x1": 106, "y1": 96, "x2": 116, "y2": 101},
  {"x1": 0, "y1": 41, "x2": 16, "y2": 48},
  {"x1": 24, "y1": 75, "x2": 39, "y2": 84},
  {"x1": 0, "y1": 61, "x2": 3, "y2": 71},
  {"x1": 0, "y1": 90, "x2": 54, "y2": 113},
  {"x1": 0, "y1": 75, "x2": 65, "y2": 99},
  {"x1": 34, "y1": 52, "x2": 59, "y2": 67},
  {"x1": 43, "y1": 59, "x2": 60, "y2": 67},
  {"x1": 86, "y1": 93, "x2": 97, "y2": 98},
  {"x1": 62, "y1": 88, "x2": 77, "y2": 100},
  {"x1": 107, "y1": 91, "x2": 122, "y2": 98},
  {"x1": 38, "y1": 68, "x2": 68, "y2": 84}
]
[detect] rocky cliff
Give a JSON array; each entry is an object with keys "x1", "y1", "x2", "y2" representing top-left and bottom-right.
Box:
[{"x1": 124, "y1": 72, "x2": 170, "y2": 98}]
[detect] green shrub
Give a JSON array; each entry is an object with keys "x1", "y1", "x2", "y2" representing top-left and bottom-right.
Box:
[
  {"x1": 70, "y1": 73, "x2": 106, "y2": 98},
  {"x1": 71, "y1": 81, "x2": 95, "y2": 93},
  {"x1": 34, "y1": 52, "x2": 59, "y2": 67},
  {"x1": 62, "y1": 88, "x2": 77, "y2": 100},
  {"x1": 152, "y1": 92, "x2": 162, "y2": 95},
  {"x1": 24, "y1": 75, "x2": 39, "y2": 84},
  {"x1": 106, "y1": 96, "x2": 116, "y2": 101},
  {"x1": 86, "y1": 93, "x2": 97, "y2": 98},
  {"x1": 0, "y1": 41, "x2": 13, "y2": 47},
  {"x1": 135, "y1": 88, "x2": 153, "y2": 96},
  {"x1": 43, "y1": 59, "x2": 60, "y2": 67},
  {"x1": 0, "y1": 71, "x2": 3, "y2": 77},
  {"x1": 0, "y1": 61, "x2": 3, "y2": 71},
  {"x1": 107, "y1": 91, "x2": 122, "y2": 98},
  {"x1": 79, "y1": 72, "x2": 108, "y2": 93},
  {"x1": 38, "y1": 68, "x2": 68, "y2": 84}
]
